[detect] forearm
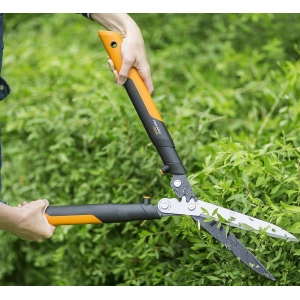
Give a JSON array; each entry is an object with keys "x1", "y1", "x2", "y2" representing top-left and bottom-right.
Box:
[
  {"x1": 0, "y1": 203, "x2": 20, "y2": 231},
  {"x1": 91, "y1": 13, "x2": 141, "y2": 38}
]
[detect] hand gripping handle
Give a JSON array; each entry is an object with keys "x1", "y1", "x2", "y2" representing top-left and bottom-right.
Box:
[{"x1": 98, "y1": 30, "x2": 186, "y2": 175}]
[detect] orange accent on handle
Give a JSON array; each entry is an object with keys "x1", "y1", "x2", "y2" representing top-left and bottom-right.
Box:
[
  {"x1": 45, "y1": 214, "x2": 103, "y2": 226},
  {"x1": 98, "y1": 30, "x2": 163, "y2": 122}
]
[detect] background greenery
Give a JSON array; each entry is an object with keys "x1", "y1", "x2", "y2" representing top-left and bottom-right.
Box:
[{"x1": 1, "y1": 13, "x2": 300, "y2": 286}]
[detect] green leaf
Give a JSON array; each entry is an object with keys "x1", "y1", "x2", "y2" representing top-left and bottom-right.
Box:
[
  {"x1": 217, "y1": 213, "x2": 227, "y2": 223},
  {"x1": 281, "y1": 202, "x2": 300, "y2": 213},
  {"x1": 225, "y1": 225, "x2": 230, "y2": 237},
  {"x1": 292, "y1": 249, "x2": 300, "y2": 256},
  {"x1": 287, "y1": 222, "x2": 300, "y2": 234},
  {"x1": 206, "y1": 276, "x2": 221, "y2": 281},
  {"x1": 264, "y1": 156, "x2": 272, "y2": 172},
  {"x1": 212, "y1": 208, "x2": 219, "y2": 216},
  {"x1": 271, "y1": 183, "x2": 281, "y2": 194},
  {"x1": 200, "y1": 207, "x2": 210, "y2": 216},
  {"x1": 242, "y1": 171, "x2": 249, "y2": 186},
  {"x1": 204, "y1": 217, "x2": 215, "y2": 223},
  {"x1": 255, "y1": 176, "x2": 265, "y2": 187},
  {"x1": 285, "y1": 190, "x2": 298, "y2": 196},
  {"x1": 265, "y1": 194, "x2": 273, "y2": 206}
]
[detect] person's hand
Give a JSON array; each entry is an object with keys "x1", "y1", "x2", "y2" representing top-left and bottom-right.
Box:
[
  {"x1": 17, "y1": 201, "x2": 28, "y2": 207},
  {"x1": 91, "y1": 13, "x2": 154, "y2": 95},
  {"x1": 7, "y1": 199, "x2": 56, "y2": 242},
  {"x1": 112, "y1": 30, "x2": 154, "y2": 95},
  {"x1": 107, "y1": 44, "x2": 154, "y2": 94}
]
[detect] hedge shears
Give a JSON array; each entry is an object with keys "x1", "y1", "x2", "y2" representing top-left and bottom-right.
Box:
[{"x1": 45, "y1": 31, "x2": 298, "y2": 281}]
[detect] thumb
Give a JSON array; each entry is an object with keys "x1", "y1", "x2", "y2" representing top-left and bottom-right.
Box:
[{"x1": 39, "y1": 199, "x2": 56, "y2": 233}]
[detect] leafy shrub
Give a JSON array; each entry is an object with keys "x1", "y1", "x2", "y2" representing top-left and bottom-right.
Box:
[{"x1": 0, "y1": 13, "x2": 300, "y2": 286}]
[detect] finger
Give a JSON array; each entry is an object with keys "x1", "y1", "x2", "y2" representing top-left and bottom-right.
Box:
[
  {"x1": 107, "y1": 57, "x2": 115, "y2": 73},
  {"x1": 40, "y1": 199, "x2": 56, "y2": 233},
  {"x1": 117, "y1": 57, "x2": 134, "y2": 86},
  {"x1": 38, "y1": 199, "x2": 49, "y2": 211},
  {"x1": 113, "y1": 70, "x2": 119, "y2": 83},
  {"x1": 17, "y1": 201, "x2": 28, "y2": 208},
  {"x1": 107, "y1": 58, "x2": 120, "y2": 83},
  {"x1": 142, "y1": 77, "x2": 154, "y2": 95},
  {"x1": 109, "y1": 56, "x2": 154, "y2": 94},
  {"x1": 135, "y1": 68, "x2": 154, "y2": 95}
]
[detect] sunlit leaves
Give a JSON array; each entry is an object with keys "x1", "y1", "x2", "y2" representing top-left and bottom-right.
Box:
[{"x1": 1, "y1": 13, "x2": 300, "y2": 286}]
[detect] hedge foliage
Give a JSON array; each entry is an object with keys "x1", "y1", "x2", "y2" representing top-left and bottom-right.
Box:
[{"x1": 1, "y1": 13, "x2": 300, "y2": 286}]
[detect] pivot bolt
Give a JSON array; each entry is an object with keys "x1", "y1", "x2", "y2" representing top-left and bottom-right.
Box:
[
  {"x1": 174, "y1": 180, "x2": 182, "y2": 187},
  {"x1": 188, "y1": 203, "x2": 196, "y2": 211},
  {"x1": 159, "y1": 200, "x2": 170, "y2": 211},
  {"x1": 161, "y1": 202, "x2": 169, "y2": 209}
]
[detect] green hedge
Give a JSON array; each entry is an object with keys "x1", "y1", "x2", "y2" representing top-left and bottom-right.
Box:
[{"x1": 0, "y1": 13, "x2": 300, "y2": 286}]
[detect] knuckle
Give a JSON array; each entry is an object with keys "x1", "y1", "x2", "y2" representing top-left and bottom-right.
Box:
[
  {"x1": 118, "y1": 72, "x2": 128, "y2": 81},
  {"x1": 123, "y1": 56, "x2": 135, "y2": 65}
]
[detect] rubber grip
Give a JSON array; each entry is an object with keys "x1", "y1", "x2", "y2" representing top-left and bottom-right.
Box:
[{"x1": 45, "y1": 203, "x2": 161, "y2": 225}]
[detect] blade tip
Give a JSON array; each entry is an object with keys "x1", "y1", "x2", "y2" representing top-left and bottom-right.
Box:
[
  {"x1": 263, "y1": 271, "x2": 276, "y2": 281},
  {"x1": 285, "y1": 234, "x2": 299, "y2": 242}
]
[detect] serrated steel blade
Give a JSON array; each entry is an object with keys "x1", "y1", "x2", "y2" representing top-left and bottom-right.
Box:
[
  {"x1": 158, "y1": 197, "x2": 298, "y2": 242},
  {"x1": 169, "y1": 175, "x2": 298, "y2": 242},
  {"x1": 192, "y1": 215, "x2": 276, "y2": 281},
  {"x1": 195, "y1": 199, "x2": 298, "y2": 242}
]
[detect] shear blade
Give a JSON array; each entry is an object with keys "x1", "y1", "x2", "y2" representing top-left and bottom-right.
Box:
[
  {"x1": 192, "y1": 215, "x2": 276, "y2": 281},
  {"x1": 196, "y1": 200, "x2": 299, "y2": 242}
]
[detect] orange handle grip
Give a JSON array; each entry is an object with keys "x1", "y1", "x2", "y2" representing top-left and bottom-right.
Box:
[
  {"x1": 98, "y1": 30, "x2": 162, "y2": 122},
  {"x1": 45, "y1": 213, "x2": 102, "y2": 226}
]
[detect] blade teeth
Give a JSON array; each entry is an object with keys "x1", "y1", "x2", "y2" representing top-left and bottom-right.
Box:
[{"x1": 195, "y1": 198, "x2": 296, "y2": 242}]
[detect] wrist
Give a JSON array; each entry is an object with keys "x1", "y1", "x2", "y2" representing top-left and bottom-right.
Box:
[
  {"x1": 0, "y1": 204, "x2": 22, "y2": 231},
  {"x1": 91, "y1": 13, "x2": 139, "y2": 38}
]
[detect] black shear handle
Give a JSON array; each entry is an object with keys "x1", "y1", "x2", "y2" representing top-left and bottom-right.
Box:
[
  {"x1": 98, "y1": 30, "x2": 186, "y2": 175},
  {"x1": 45, "y1": 203, "x2": 161, "y2": 226}
]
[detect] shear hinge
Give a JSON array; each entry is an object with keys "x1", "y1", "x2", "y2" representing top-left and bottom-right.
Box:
[{"x1": 157, "y1": 198, "x2": 200, "y2": 216}]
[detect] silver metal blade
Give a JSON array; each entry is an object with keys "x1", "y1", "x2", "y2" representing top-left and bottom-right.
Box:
[
  {"x1": 197, "y1": 200, "x2": 298, "y2": 242},
  {"x1": 157, "y1": 197, "x2": 298, "y2": 242},
  {"x1": 196, "y1": 199, "x2": 298, "y2": 242}
]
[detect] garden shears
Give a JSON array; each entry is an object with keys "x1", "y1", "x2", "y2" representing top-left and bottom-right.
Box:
[{"x1": 45, "y1": 31, "x2": 298, "y2": 281}]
